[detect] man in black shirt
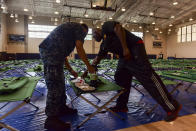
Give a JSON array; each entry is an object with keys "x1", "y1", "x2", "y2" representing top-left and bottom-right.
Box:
[{"x1": 90, "y1": 21, "x2": 181, "y2": 122}]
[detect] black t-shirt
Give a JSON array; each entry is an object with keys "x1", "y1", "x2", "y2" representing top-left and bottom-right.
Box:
[{"x1": 98, "y1": 21, "x2": 143, "y2": 59}]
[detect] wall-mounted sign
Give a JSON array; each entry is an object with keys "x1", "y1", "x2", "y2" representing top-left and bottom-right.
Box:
[
  {"x1": 8, "y1": 34, "x2": 25, "y2": 43},
  {"x1": 153, "y1": 41, "x2": 162, "y2": 47}
]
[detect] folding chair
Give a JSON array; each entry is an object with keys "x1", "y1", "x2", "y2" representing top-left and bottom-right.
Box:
[
  {"x1": 0, "y1": 77, "x2": 42, "y2": 131},
  {"x1": 70, "y1": 77, "x2": 125, "y2": 128}
]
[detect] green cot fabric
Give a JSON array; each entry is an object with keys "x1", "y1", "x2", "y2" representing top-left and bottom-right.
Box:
[
  {"x1": 162, "y1": 79, "x2": 177, "y2": 85},
  {"x1": 105, "y1": 72, "x2": 115, "y2": 76},
  {"x1": 163, "y1": 71, "x2": 196, "y2": 80},
  {"x1": 0, "y1": 67, "x2": 12, "y2": 72},
  {"x1": 0, "y1": 77, "x2": 28, "y2": 93},
  {"x1": 161, "y1": 74, "x2": 196, "y2": 83},
  {"x1": 132, "y1": 78, "x2": 177, "y2": 85},
  {"x1": 0, "y1": 77, "x2": 41, "y2": 102},
  {"x1": 70, "y1": 77, "x2": 122, "y2": 95},
  {"x1": 26, "y1": 65, "x2": 44, "y2": 72}
]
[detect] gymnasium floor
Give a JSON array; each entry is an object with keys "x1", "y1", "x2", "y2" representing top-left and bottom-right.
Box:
[{"x1": 0, "y1": 60, "x2": 196, "y2": 131}]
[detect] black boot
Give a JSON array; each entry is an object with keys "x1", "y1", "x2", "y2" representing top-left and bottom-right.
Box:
[
  {"x1": 59, "y1": 105, "x2": 78, "y2": 116},
  {"x1": 164, "y1": 104, "x2": 182, "y2": 122},
  {"x1": 44, "y1": 116, "x2": 71, "y2": 131}
]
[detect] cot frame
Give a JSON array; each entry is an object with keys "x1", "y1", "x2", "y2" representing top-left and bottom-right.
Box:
[
  {"x1": 0, "y1": 98, "x2": 39, "y2": 131},
  {"x1": 0, "y1": 79, "x2": 43, "y2": 131},
  {"x1": 70, "y1": 79, "x2": 126, "y2": 128}
]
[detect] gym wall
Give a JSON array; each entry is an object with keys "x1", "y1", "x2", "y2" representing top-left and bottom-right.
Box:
[
  {"x1": 2, "y1": 14, "x2": 195, "y2": 59},
  {"x1": 144, "y1": 31, "x2": 167, "y2": 59},
  {"x1": 6, "y1": 15, "x2": 25, "y2": 53},
  {"x1": 0, "y1": 14, "x2": 7, "y2": 52},
  {"x1": 167, "y1": 21, "x2": 196, "y2": 58}
]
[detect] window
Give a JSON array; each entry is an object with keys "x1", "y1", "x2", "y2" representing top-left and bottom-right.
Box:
[
  {"x1": 177, "y1": 28, "x2": 181, "y2": 43},
  {"x1": 85, "y1": 28, "x2": 92, "y2": 40},
  {"x1": 177, "y1": 23, "x2": 196, "y2": 43},
  {"x1": 187, "y1": 25, "x2": 191, "y2": 42},
  {"x1": 181, "y1": 26, "x2": 186, "y2": 42},
  {"x1": 28, "y1": 24, "x2": 56, "y2": 38},
  {"x1": 131, "y1": 32, "x2": 143, "y2": 39},
  {"x1": 193, "y1": 24, "x2": 196, "y2": 41}
]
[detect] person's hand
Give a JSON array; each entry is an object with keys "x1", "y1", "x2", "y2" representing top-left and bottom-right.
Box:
[
  {"x1": 70, "y1": 70, "x2": 78, "y2": 78},
  {"x1": 123, "y1": 48, "x2": 131, "y2": 60},
  {"x1": 87, "y1": 65, "x2": 96, "y2": 74}
]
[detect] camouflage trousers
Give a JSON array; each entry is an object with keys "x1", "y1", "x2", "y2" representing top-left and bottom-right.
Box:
[{"x1": 43, "y1": 63, "x2": 67, "y2": 117}]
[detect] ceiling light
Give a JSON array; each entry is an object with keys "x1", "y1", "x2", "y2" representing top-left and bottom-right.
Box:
[
  {"x1": 101, "y1": 22, "x2": 104, "y2": 25},
  {"x1": 31, "y1": 20, "x2": 35, "y2": 24},
  {"x1": 54, "y1": 18, "x2": 58, "y2": 22},
  {"x1": 15, "y1": 19, "x2": 19, "y2": 23},
  {"x1": 155, "y1": 28, "x2": 159, "y2": 31},
  {"x1": 171, "y1": 15, "x2": 175, "y2": 19},
  {"x1": 131, "y1": 29, "x2": 135, "y2": 32},
  {"x1": 152, "y1": 22, "x2": 155, "y2": 25},
  {"x1": 92, "y1": 4, "x2": 96, "y2": 7},
  {"x1": 146, "y1": 30, "x2": 149, "y2": 32},
  {"x1": 10, "y1": 14, "x2": 14, "y2": 18},
  {"x1": 133, "y1": 20, "x2": 137, "y2": 23},
  {"x1": 2, "y1": 8, "x2": 8, "y2": 14},
  {"x1": 84, "y1": 14, "x2": 88, "y2": 17},
  {"x1": 1, "y1": 3, "x2": 6, "y2": 9},
  {"x1": 15, "y1": 14, "x2": 18, "y2": 18},
  {"x1": 139, "y1": 26, "x2": 142, "y2": 29},
  {"x1": 173, "y1": 1, "x2": 178, "y2": 5},
  {"x1": 96, "y1": 26, "x2": 100, "y2": 28},
  {"x1": 80, "y1": 20, "x2": 83, "y2": 24},
  {"x1": 160, "y1": 31, "x2": 163, "y2": 34},
  {"x1": 169, "y1": 24, "x2": 173, "y2": 27},
  {"x1": 189, "y1": 18, "x2": 193, "y2": 21},
  {"x1": 56, "y1": 0, "x2": 60, "y2": 3},
  {"x1": 24, "y1": 8, "x2": 29, "y2": 12},
  {"x1": 121, "y1": 7, "x2": 126, "y2": 12},
  {"x1": 54, "y1": 22, "x2": 58, "y2": 25},
  {"x1": 109, "y1": 17, "x2": 112, "y2": 20},
  {"x1": 149, "y1": 12, "x2": 154, "y2": 16},
  {"x1": 54, "y1": 11, "x2": 59, "y2": 15},
  {"x1": 168, "y1": 29, "x2": 171, "y2": 32},
  {"x1": 29, "y1": 16, "x2": 33, "y2": 19}
]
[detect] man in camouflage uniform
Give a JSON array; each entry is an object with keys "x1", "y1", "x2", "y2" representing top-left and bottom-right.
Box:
[{"x1": 39, "y1": 22, "x2": 95, "y2": 130}]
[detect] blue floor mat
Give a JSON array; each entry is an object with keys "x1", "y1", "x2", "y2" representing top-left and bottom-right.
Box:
[{"x1": 1, "y1": 81, "x2": 196, "y2": 131}]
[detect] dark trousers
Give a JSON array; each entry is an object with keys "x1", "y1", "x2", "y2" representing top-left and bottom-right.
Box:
[
  {"x1": 44, "y1": 64, "x2": 67, "y2": 117},
  {"x1": 114, "y1": 58, "x2": 179, "y2": 112}
]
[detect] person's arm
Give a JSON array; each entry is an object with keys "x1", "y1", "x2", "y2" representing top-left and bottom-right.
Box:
[
  {"x1": 75, "y1": 40, "x2": 95, "y2": 74},
  {"x1": 81, "y1": 55, "x2": 104, "y2": 78},
  {"x1": 114, "y1": 24, "x2": 131, "y2": 60},
  {"x1": 64, "y1": 57, "x2": 78, "y2": 78}
]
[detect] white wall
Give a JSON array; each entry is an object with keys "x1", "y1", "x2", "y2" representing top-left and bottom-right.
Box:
[
  {"x1": 3, "y1": 14, "x2": 196, "y2": 59},
  {"x1": 6, "y1": 15, "x2": 26, "y2": 53},
  {"x1": 0, "y1": 14, "x2": 1, "y2": 52},
  {"x1": 166, "y1": 21, "x2": 196, "y2": 58},
  {"x1": 144, "y1": 31, "x2": 167, "y2": 58},
  {"x1": 0, "y1": 14, "x2": 7, "y2": 52}
]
